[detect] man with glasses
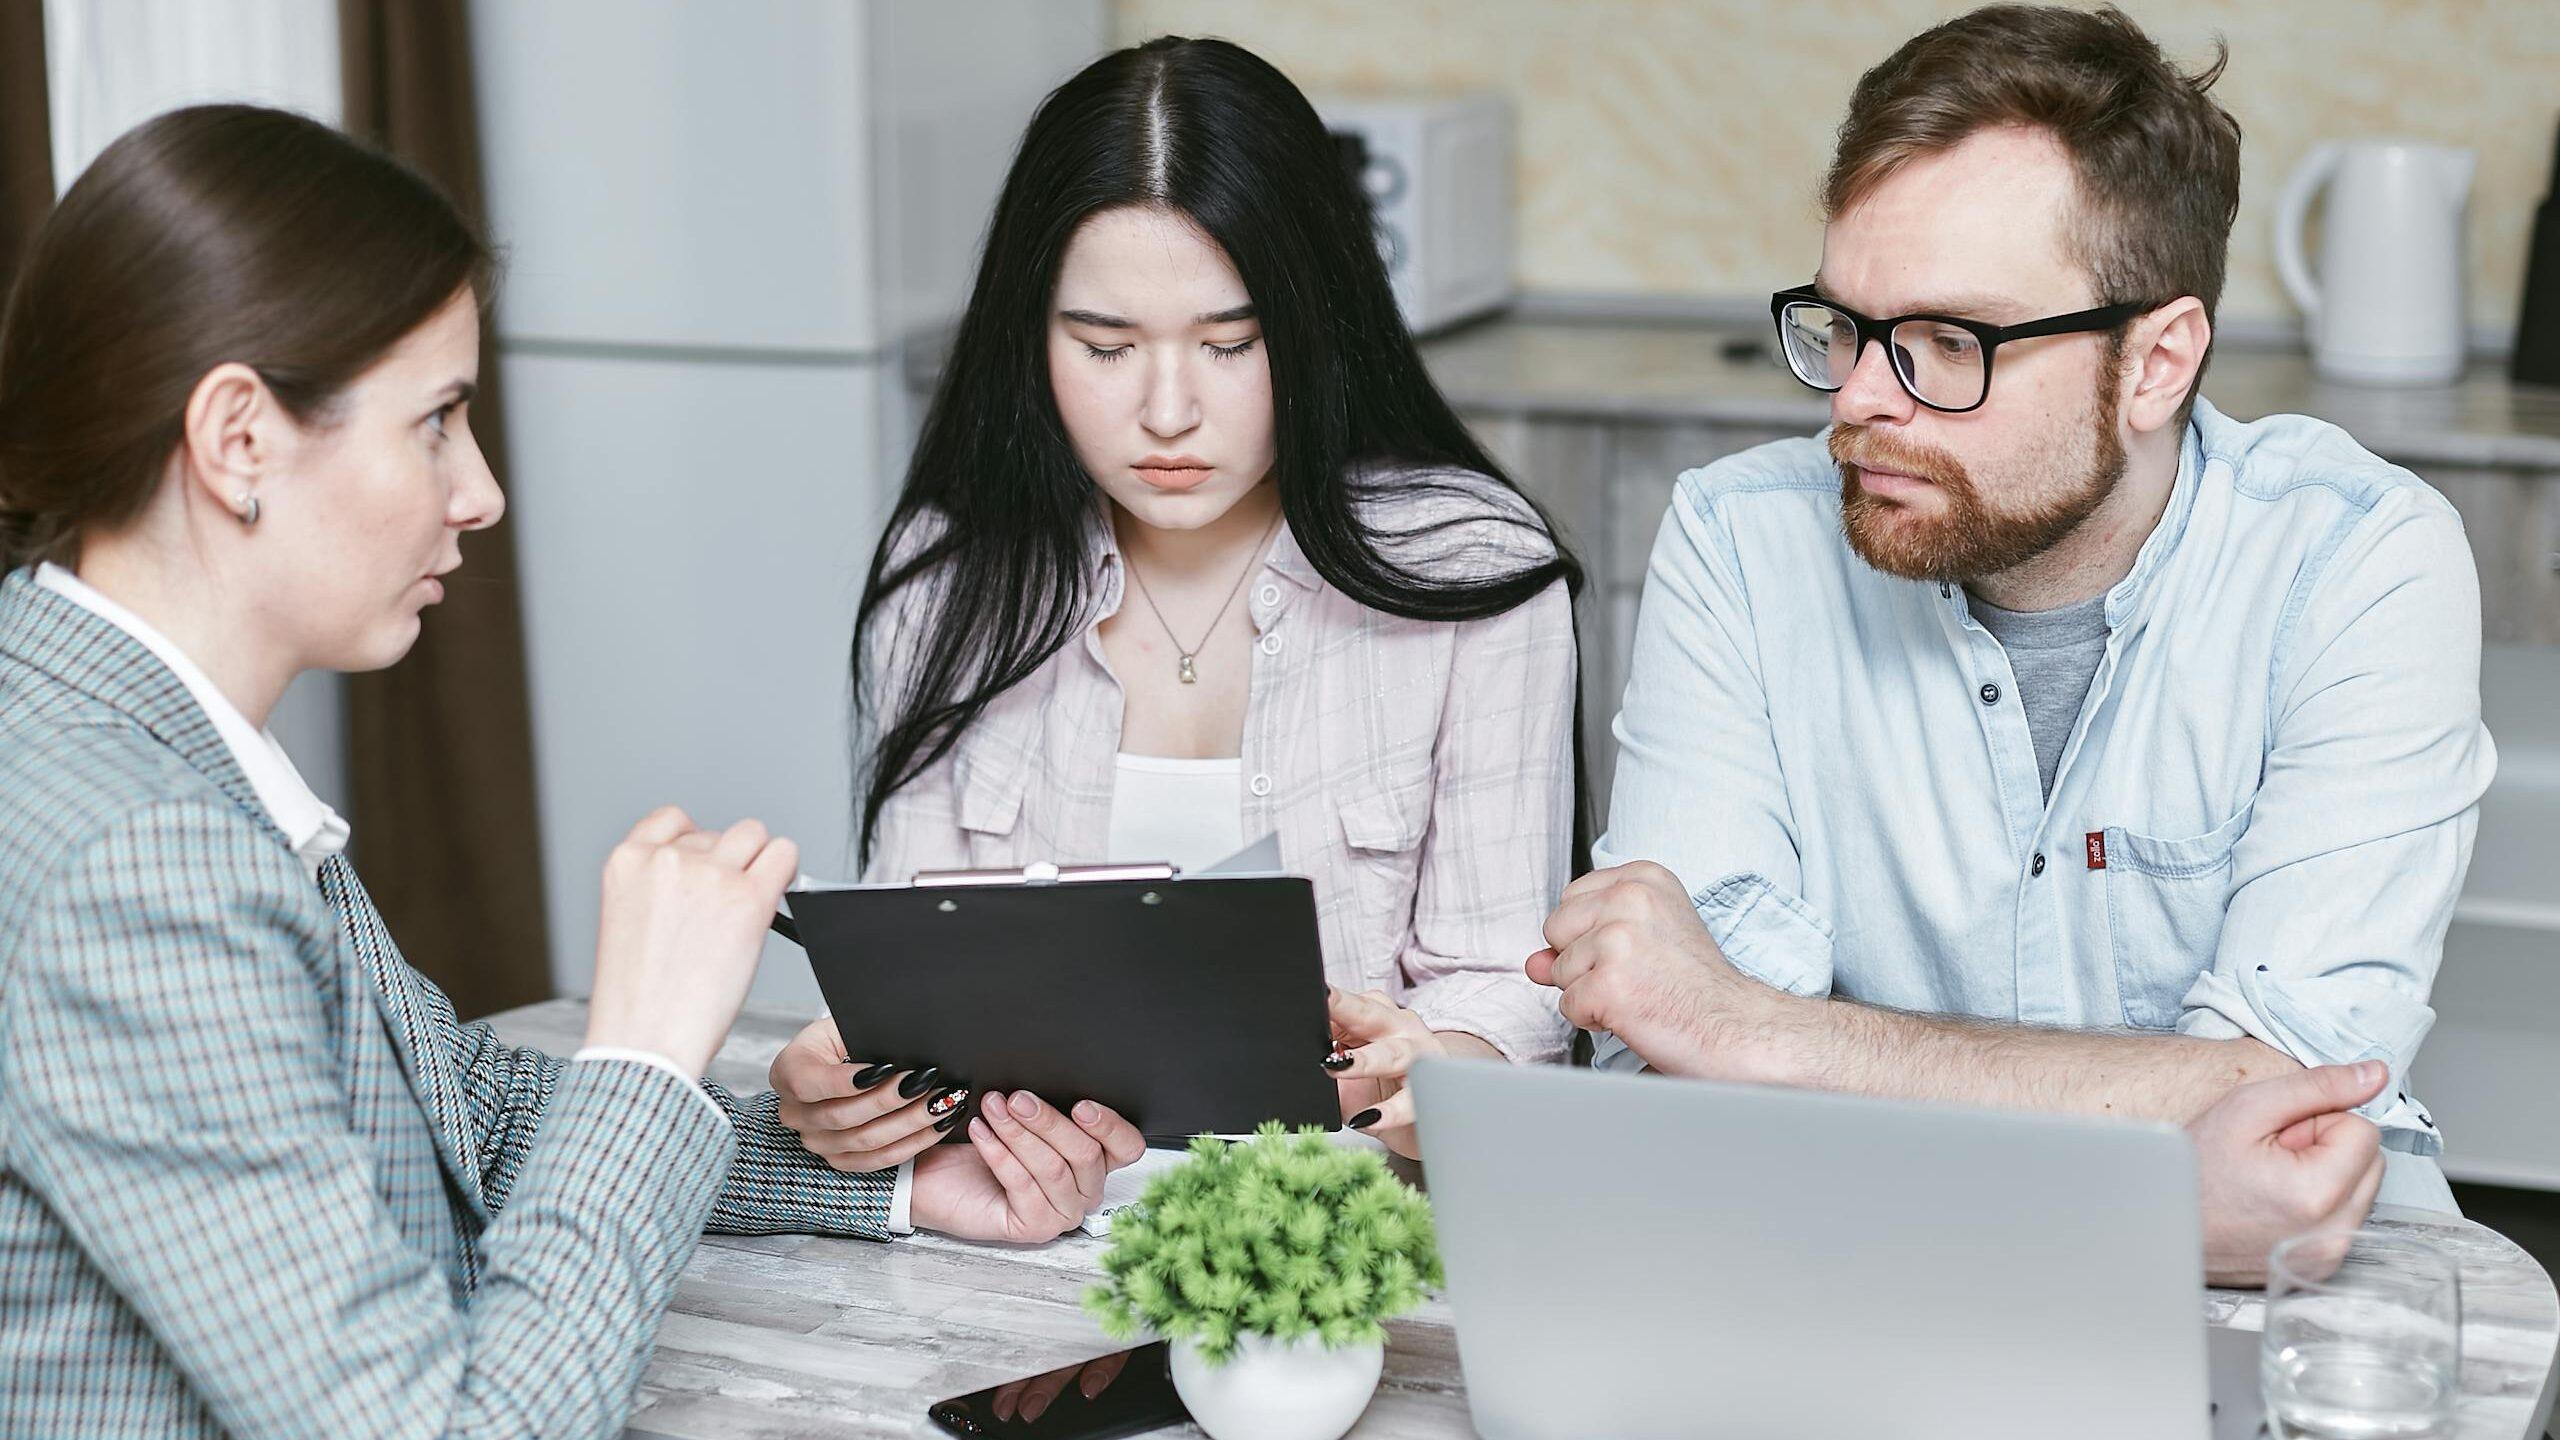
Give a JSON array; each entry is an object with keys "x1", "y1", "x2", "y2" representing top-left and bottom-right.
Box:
[{"x1": 1529, "y1": 4, "x2": 2492, "y2": 1217}]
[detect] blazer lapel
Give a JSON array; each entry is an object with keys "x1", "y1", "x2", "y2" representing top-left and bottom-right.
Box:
[{"x1": 318, "y1": 855, "x2": 489, "y2": 1221}]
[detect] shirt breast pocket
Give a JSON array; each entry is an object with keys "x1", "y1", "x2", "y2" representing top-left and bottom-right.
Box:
[
  {"x1": 1335, "y1": 774, "x2": 1432, "y2": 974},
  {"x1": 2103, "y1": 800, "x2": 2253, "y2": 1030}
]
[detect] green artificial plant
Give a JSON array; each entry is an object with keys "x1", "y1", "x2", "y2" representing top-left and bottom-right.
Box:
[{"x1": 1083, "y1": 1124, "x2": 1443, "y2": 1367}]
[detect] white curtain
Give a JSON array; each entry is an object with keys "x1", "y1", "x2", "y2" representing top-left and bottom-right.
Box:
[
  {"x1": 42, "y1": 0, "x2": 347, "y2": 802},
  {"x1": 45, "y1": 0, "x2": 340, "y2": 192}
]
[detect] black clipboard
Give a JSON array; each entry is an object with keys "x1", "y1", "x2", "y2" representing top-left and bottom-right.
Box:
[{"x1": 775, "y1": 859, "x2": 1341, "y2": 1145}]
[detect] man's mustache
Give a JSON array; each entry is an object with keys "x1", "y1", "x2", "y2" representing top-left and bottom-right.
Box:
[{"x1": 1829, "y1": 426, "x2": 1965, "y2": 488}]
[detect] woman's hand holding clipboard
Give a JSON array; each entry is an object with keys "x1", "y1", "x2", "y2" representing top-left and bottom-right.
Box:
[{"x1": 765, "y1": 836, "x2": 1338, "y2": 1150}]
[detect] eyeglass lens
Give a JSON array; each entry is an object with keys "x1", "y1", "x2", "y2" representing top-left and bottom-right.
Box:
[{"x1": 1776, "y1": 301, "x2": 1988, "y2": 410}]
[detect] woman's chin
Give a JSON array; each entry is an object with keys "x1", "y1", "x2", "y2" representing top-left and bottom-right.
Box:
[
  {"x1": 1115, "y1": 491, "x2": 1224, "y2": 532},
  {"x1": 1102, "y1": 475, "x2": 1263, "y2": 534},
  {"x1": 338, "y1": 614, "x2": 427, "y2": 673}
]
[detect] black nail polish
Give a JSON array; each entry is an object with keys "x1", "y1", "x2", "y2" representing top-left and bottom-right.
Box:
[
  {"x1": 934, "y1": 1110, "x2": 964, "y2": 1133},
  {"x1": 1348, "y1": 1108, "x2": 1382, "y2": 1130},
  {"x1": 897, "y1": 1067, "x2": 941, "y2": 1099},
  {"x1": 851, "y1": 1061, "x2": 898, "y2": 1089},
  {"x1": 1322, "y1": 1051, "x2": 1355, "y2": 1071},
  {"x1": 927, "y1": 1086, "x2": 969, "y2": 1118}
]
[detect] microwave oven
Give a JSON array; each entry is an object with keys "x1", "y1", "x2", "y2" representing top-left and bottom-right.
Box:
[{"x1": 1318, "y1": 94, "x2": 1517, "y2": 336}]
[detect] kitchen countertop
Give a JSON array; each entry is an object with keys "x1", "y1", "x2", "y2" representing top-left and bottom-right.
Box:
[
  {"x1": 1419, "y1": 314, "x2": 2560, "y2": 474},
  {"x1": 486, "y1": 998, "x2": 2560, "y2": 1439}
]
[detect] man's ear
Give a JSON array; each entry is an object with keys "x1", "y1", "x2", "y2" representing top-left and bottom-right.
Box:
[
  {"x1": 177, "y1": 362, "x2": 282, "y2": 519},
  {"x1": 2122, "y1": 297, "x2": 2211, "y2": 436}
]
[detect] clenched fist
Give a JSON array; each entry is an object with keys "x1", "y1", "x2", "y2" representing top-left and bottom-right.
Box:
[
  {"x1": 1526, "y1": 861, "x2": 1773, "y2": 1078},
  {"x1": 583, "y1": 806, "x2": 796, "y2": 1078}
]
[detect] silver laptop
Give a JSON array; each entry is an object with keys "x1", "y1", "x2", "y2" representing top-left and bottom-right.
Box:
[{"x1": 1412, "y1": 1059, "x2": 2247, "y2": 1439}]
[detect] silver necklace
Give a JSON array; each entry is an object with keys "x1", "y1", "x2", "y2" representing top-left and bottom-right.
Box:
[{"x1": 1123, "y1": 509, "x2": 1283, "y2": 684}]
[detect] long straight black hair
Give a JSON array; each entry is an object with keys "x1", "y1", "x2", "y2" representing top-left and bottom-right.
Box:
[{"x1": 853, "y1": 36, "x2": 1587, "y2": 866}]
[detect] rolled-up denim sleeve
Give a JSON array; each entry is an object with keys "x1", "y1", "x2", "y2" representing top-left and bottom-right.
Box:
[
  {"x1": 2178, "y1": 940, "x2": 2453, "y2": 1155},
  {"x1": 1591, "y1": 469, "x2": 1839, "y2": 1071},
  {"x1": 2176, "y1": 490, "x2": 2494, "y2": 1157}
]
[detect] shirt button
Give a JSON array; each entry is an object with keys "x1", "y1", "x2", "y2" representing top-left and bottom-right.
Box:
[
  {"x1": 1249, "y1": 773, "x2": 1273, "y2": 798},
  {"x1": 1259, "y1": 632, "x2": 1283, "y2": 656},
  {"x1": 2030, "y1": 853, "x2": 2046, "y2": 877},
  {"x1": 1979, "y1": 682, "x2": 2001, "y2": 706},
  {"x1": 1257, "y1": 584, "x2": 1281, "y2": 607}
]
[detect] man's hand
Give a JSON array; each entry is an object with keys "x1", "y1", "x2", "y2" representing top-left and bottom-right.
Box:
[
  {"x1": 2190, "y1": 1061, "x2": 2389, "y2": 1286},
  {"x1": 1525, "y1": 861, "x2": 1775, "y2": 1077},
  {"x1": 907, "y1": 1091, "x2": 1146, "y2": 1243}
]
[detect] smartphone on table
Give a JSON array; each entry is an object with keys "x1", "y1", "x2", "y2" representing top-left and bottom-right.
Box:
[{"x1": 925, "y1": 1341, "x2": 1188, "y2": 1439}]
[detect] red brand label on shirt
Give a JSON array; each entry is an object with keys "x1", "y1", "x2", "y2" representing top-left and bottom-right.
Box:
[{"x1": 2085, "y1": 832, "x2": 2108, "y2": 870}]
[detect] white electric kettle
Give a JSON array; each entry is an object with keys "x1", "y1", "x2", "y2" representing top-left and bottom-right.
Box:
[{"x1": 2274, "y1": 139, "x2": 2475, "y2": 385}]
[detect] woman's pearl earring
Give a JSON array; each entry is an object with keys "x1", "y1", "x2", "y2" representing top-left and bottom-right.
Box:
[{"x1": 234, "y1": 492, "x2": 260, "y2": 527}]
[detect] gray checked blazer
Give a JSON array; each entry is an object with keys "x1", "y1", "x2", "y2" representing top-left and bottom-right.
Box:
[{"x1": 0, "y1": 568, "x2": 893, "y2": 1437}]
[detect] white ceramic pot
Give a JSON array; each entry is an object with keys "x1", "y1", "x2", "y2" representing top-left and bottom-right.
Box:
[{"x1": 1168, "y1": 1331, "x2": 1385, "y2": 1440}]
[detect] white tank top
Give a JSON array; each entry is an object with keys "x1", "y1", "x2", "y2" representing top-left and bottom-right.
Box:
[{"x1": 1105, "y1": 753, "x2": 1245, "y2": 872}]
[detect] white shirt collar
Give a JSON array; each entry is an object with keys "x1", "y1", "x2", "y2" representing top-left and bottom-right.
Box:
[{"x1": 35, "y1": 562, "x2": 350, "y2": 878}]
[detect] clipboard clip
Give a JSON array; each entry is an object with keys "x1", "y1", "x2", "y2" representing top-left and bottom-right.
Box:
[
  {"x1": 911, "y1": 859, "x2": 1180, "y2": 888},
  {"x1": 768, "y1": 858, "x2": 1189, "y2": 947}
]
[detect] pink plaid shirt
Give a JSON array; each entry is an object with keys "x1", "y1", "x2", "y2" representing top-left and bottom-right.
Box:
[{"x1": 865, "y1": 474, "x2": 1577, "y2": 1062}]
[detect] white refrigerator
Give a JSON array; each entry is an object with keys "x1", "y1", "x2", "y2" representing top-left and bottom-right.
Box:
[{"x1": 471, "y1": 0, "x2": 1107, "y2": 1010}]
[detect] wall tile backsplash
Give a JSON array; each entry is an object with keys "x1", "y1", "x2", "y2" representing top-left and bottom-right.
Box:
[{"x1": 1115, "y1": 0, "x2": 2560, "y2": 340}]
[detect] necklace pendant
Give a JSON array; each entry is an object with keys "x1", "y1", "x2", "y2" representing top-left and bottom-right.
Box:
[{"x1": 1178, "y1": 653, "x2": 1198, "y2": 685}]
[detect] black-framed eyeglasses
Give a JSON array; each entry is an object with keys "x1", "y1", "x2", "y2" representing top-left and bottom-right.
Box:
[{"x1": 1768, "y1": 285, "x2": 2153, "y2": 414}]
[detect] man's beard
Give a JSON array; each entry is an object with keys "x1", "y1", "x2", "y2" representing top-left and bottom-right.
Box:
[{"x1": 1832, "y1": 383, "x2": 2127, "y2": 585}]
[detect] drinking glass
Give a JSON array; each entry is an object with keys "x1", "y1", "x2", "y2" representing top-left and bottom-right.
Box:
[{"x1": 2262, "y1": 1228, "x2": 2461, "y2": 1439}]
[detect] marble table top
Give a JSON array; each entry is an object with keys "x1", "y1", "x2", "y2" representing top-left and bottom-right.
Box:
[{"x1": 485, "y1": 999, "x2": 2560, "y2": 1439}]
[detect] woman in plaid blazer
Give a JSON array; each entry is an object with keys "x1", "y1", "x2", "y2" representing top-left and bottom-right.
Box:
[{"x1": 0, "y1": 106, "x2": 1145, "y2": 1438}]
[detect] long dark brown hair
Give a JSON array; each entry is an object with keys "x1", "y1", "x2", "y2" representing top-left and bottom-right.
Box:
[{"x1": 0, "y1": 103, "x2": 490, "y2": 571}]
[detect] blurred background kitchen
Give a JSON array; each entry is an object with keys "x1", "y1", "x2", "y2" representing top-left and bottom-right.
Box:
[{"x1": 3, "y1": 0, "x2": 2554, "y2": 1258}]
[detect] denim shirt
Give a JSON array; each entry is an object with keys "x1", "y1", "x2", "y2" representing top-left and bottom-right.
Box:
[{"x1": 1594, "y1": 399, "x2": 2495, "y2": 1162}]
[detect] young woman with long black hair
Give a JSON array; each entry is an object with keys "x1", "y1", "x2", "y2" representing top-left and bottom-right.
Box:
[{"x1": 770, "y1": 37, "x2": 1585, "y2": 1170}]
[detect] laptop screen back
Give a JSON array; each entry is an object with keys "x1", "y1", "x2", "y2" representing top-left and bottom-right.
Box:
[{"x1": 1411, "y1": 1060, "x2": 2211, "y2": 1440}]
